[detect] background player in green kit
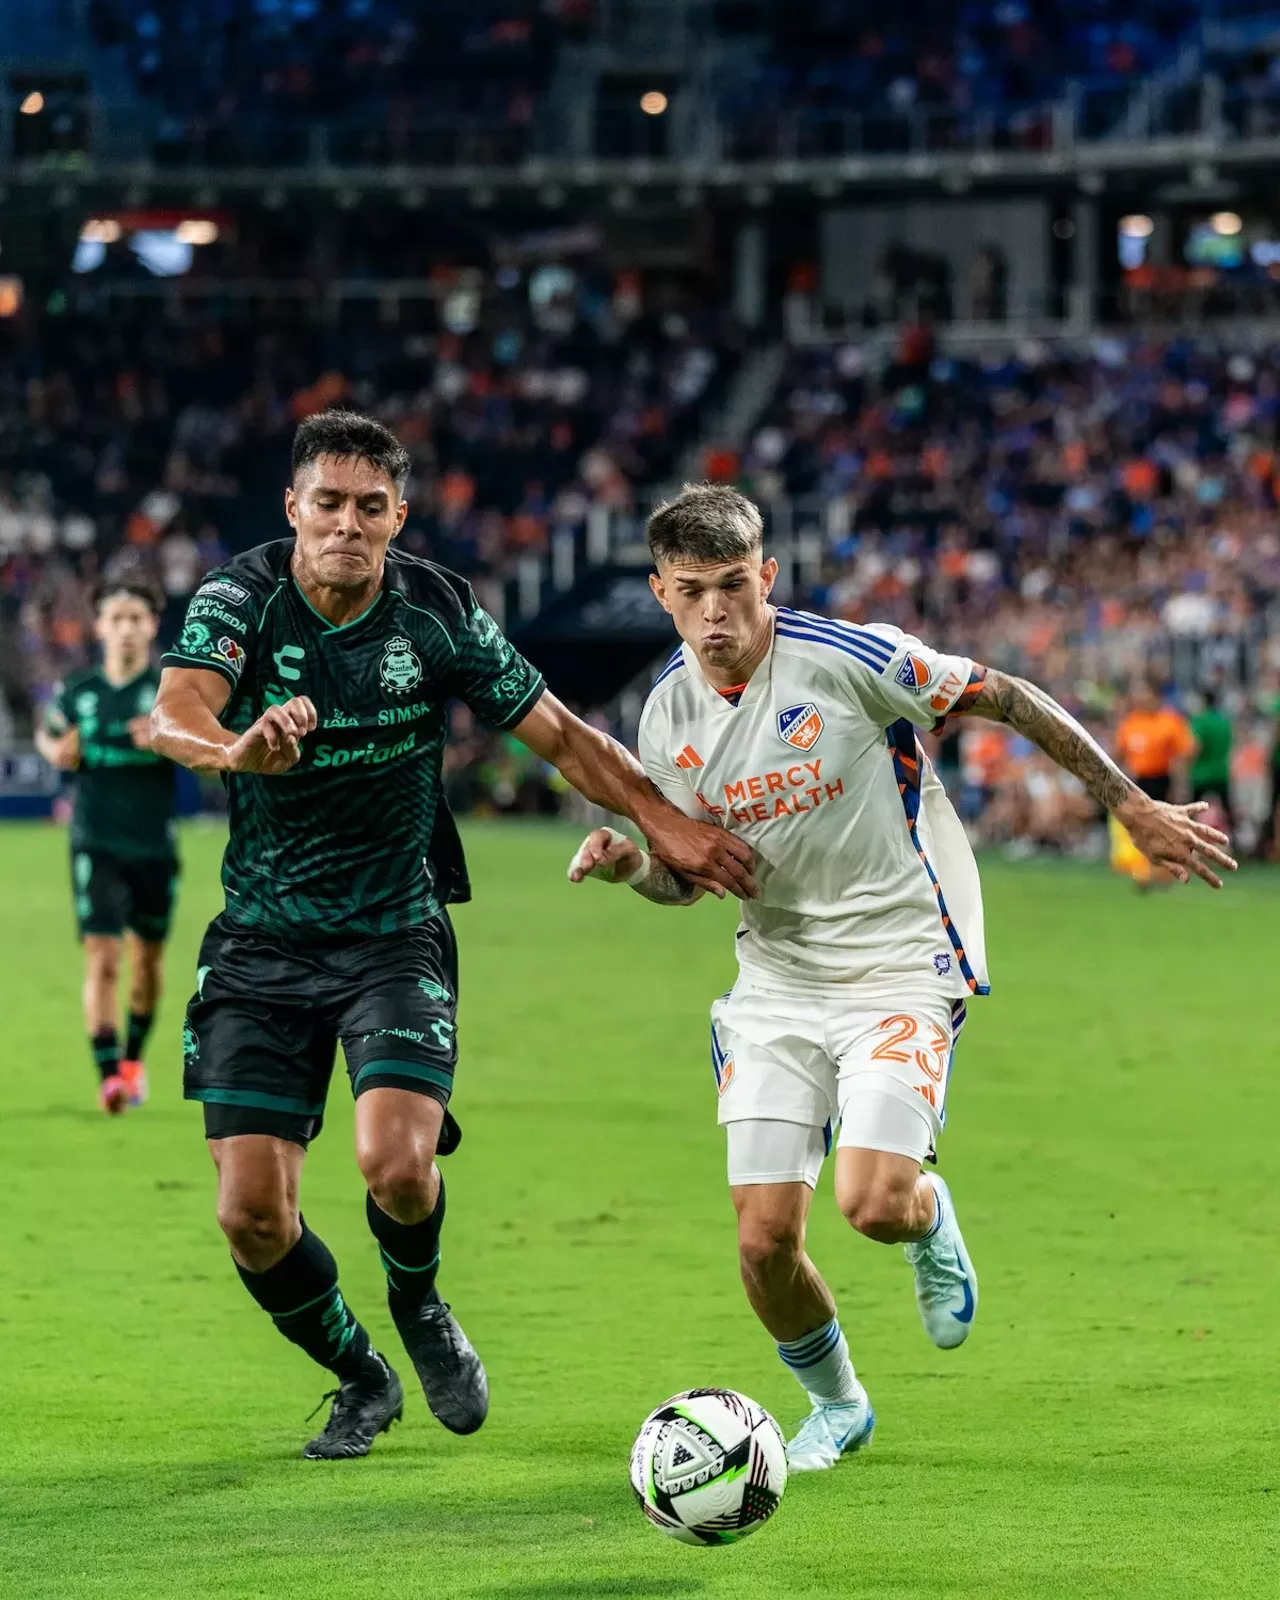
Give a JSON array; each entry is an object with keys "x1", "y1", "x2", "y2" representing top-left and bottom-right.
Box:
[
  {"x1": 35, "y1": 577, "x2": 177, "y2": 1116},
  {"x1": 151, "y1": 409, "x2": 757, "y2": 1461}
]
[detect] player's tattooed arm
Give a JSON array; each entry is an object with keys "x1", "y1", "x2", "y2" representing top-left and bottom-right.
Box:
[
  {"x1": 963, "y1": 666, "x2": 1236, "y2": 888},
  {"x1": 636, "y1": 858, "x2": 703, "y2": 906},
  {"x1": 966, "y1": 668, "x2": 1134, "y2": 811}
]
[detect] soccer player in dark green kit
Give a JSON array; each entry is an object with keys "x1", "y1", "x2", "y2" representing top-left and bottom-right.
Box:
[
  {"x1": 152, "y1": 410, "x2": 757, "y2": 1460},
  {"x1": 36, "y1": 577, "x2": 178, "y2": 1115}
]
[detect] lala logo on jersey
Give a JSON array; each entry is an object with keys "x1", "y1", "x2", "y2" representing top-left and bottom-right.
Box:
[
  {"x1": 894, "y1": 653, "x2": 933, "y2": 692},
  {"x1": 777, "y1": 703, "x2": 824, "y2": 752}
]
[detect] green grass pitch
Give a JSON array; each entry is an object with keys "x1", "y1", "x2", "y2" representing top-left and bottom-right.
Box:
[{"x1": 1, "y1": 820, "x2": 1277, "y2": 1599}]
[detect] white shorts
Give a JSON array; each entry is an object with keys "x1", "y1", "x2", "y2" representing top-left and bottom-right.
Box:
[{"x1": 711, "y1": 982, "x2": 968, "y2": 1187}]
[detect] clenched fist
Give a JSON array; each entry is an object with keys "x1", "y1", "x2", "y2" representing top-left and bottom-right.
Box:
[{"x1": 224, "y1": 696, "x2": 318, "y2": 774}]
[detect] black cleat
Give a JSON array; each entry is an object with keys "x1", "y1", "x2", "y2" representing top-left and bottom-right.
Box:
[
  {"x1": 301, "y1": 1357, "x2": 404, "y2": 1459},
  {"x1": 391, "y1": 1291, "x2": 489, "y2": 1435}
]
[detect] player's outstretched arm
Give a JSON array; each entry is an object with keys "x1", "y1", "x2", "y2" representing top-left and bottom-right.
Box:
[
  {"x1": 151, "y1": 666, "x2": 317, "y2": 775},
  {"x1": 511, "y1": 692, "x2": 758, "y2": 900},
  {"x1": 567, "y1": 827, "x2": 703, "y2": 906},
  {"x1": 962, "y1": 667, "x2": 1237, "y2": 888}
]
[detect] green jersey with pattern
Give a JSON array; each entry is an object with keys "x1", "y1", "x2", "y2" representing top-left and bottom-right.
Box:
[
  {"x1": 162, "y1": 540, "x2": 545, "y2": 938},
  {"x1": 44, "y1": 666, "x2": 177, "y2": 860}
]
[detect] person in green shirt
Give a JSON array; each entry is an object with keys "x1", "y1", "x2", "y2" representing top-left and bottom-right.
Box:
[
  {"x1": 1189, "y1": 689, "x2": 1233, "y2": 817},
  {"x1": 35, "y1": 577, "x2": 178, "y2": 1117},
  {"x1": 151, "y1": 409, "x2": 757, "y2": 1462}
]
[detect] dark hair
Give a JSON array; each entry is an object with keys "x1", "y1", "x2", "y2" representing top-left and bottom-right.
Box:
[
  {"x1": 646, "y1": 483, "x2": 764, "y2": 567},
  {"x1": 93, "y1": 573, "x2": 164, "y2": 617},
  {"x1": 292, "y1": 408, "x2": 411, "y2": 492}
]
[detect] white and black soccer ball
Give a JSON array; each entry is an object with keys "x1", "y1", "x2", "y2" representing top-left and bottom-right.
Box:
[{"x1": 629, "y1": 1388, "x2": 788, "y2": 1545}]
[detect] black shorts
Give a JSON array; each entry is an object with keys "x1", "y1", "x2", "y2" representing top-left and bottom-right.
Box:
[
  {"x1": 184, "y1": 911, "x2": 461, "y2": 1149},
  {"x1": 72, "y1": 849, "x2": 178, "y2": 942},
  {"x1": 1137, "y1": 775, "x2": 1171, "y2": 804}
]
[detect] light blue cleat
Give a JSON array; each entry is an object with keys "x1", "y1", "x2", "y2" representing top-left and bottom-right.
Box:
[
  {"x1": 786, "y1": 1387, "x2": 876, "y2": 1472},
  {"x1": 904, "y1": 1173, "x2": 978, "y2": 1349}
]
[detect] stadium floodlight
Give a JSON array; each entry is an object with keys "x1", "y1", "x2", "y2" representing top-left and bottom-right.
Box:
[
  {"x1": 19, "y1": 91, "x2": 44, "y2": 115},
  {"x1": 1119, "y1": 214, "x2": 1154, "y2": 238},
  {"x1": 640, "y1": 91, "x2": 668, "y2": 116},
  {"x1": 1210, "y1": 211, "x2": 1243, "y2": 235}
]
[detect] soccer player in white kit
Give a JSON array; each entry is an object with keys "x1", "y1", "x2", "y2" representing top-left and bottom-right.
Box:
[{"x1": 569, "y1": 485, "x2": 1235, "y2": 1471}]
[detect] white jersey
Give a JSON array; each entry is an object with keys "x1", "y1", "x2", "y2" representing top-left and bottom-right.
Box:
[{"x1": 637, "y1": 607, "x2": 990, "y2": 1001}]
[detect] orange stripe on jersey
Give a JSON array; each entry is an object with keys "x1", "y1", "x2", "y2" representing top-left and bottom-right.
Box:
[
  {"x1": 674, "y1": 744, "x2": 704, "y2": 770},
  {"x1": 716, "y1": 682, "x2": 749, "y2": 699}
]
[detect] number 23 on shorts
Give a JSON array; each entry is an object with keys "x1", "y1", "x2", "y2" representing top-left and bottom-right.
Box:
[{"x1": 869, "y1": 1014, "x2": 952, "y2": 1110}]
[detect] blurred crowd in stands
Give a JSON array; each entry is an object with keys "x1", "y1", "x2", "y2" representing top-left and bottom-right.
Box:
[
  {"x1": 729, "y1": 326, "x2": 1280, "y2": 853},
  {"x1": 0, "y1": 262, "x2": 739, "y2": 739},
  {"x1": 91, "y1": 0, "x2": 592, "y2": 167},
  {"x1": 80, "y1": 0, "x2": 1219, "y2": 166},
  {"x1": 8, "y1": 285, "x2": 1280, "y2": 852},
  {"x1": 719, "y1": 0, "x2": 1197, "y2": 156}
]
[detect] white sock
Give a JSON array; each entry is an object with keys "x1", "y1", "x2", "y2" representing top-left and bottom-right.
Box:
[
  {"x1": 919, "y1": 1176, "x2": 944, "y2": 1241},
  {"x1": 776, "y1": 1317, "x2": 861, "y2": 1406}
]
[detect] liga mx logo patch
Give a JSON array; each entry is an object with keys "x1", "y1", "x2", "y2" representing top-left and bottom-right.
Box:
[
  {"x1": 777, "y1": 703, "x2": 824, "y2": 751},
  {"x1": 894, "y1": 654, "x2": 932, "y2": 691}
]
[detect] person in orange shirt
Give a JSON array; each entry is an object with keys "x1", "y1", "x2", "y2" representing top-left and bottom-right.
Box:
[{"x1": 1110, "y1": 680, "x2": 1197, "y2": 884}]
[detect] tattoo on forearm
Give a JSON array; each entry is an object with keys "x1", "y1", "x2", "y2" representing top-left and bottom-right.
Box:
[
  {"x1": 970, "y1": 669, "x2": 1136, "y2": 814},
  {"x1": 632, "y1": 859, "x2": 701, "y2": 906}
]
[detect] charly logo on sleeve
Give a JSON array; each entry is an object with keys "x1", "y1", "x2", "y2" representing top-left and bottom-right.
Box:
[{"x1": 380, "y1": 636, "x2": 423, "y2": 693}]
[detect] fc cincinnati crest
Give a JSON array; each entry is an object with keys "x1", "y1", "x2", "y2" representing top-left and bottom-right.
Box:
[
  {"x1": 895, "y1": 653, "x2": 932, "y2": 691},
  {"x1": 380, "y1": 636, "x2": 422, "y2": 694},
  {"x1": 777, "y1": 703, "x2": 824, "y2": 751}
]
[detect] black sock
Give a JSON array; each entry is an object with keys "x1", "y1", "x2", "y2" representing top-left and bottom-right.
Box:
[
  {"x1": 366, "y1": 1179, "x2": 445, "y2": 1308},
  {"x1": 124, "y1": 1011, "x2": 154, "y2": 1061},
  {"x1": 234, "y1": 1219, "x2": 382, "y2": 1385},
  {"x1": 91, "y1": 1027, "x2": 119, "y2": 1083}
]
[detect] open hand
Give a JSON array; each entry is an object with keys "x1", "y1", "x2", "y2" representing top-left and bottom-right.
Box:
[
  {"x1": 1115, "y1": 795, "x2": 1237, "y2": 889},
  {"x1": 568, "y1": 827, "x2": 646, "y2": 884},
  {"x1": 224, "y1": 696, "x2": 317, "y2": 775},
  {"x1": 643, "y1": 811, "x2": 758, "y2": 901}
]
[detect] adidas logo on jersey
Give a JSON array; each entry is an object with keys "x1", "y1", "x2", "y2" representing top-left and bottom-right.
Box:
[{"x1": 674, "y1": 744, "x2": 704, "y2": 770}]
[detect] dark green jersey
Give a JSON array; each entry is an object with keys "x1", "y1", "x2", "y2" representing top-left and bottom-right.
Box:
[
  {"x1": 44, "y1": 666, "x2": 177, "y2": 860},
  {"x1": 1189, "y1": 708, "x2": 1232, "y2": 791},
  {"x1": 161, "y1": 540, "x2": 545, "y2": 938}
]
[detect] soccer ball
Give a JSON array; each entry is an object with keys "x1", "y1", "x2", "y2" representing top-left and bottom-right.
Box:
[{"x1": 629, "y1": 1388, "x2": 788, "y2": 1545}]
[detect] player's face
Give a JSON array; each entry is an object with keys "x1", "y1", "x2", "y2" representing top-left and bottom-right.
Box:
[
  {"x1": 286, "y1": 454, "x2": 408, "y2": 591},
  {"x1": 95, "y1": 594, "x2": 158, "y2": 666},
  {"x1": 650, "y1": 554, "x2": 778, "y2": 670}
]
